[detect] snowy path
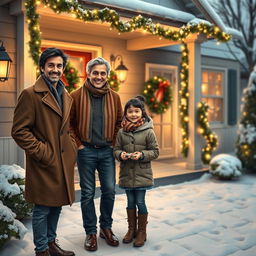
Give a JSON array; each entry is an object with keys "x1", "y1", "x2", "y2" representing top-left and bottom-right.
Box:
[{"x1": 1, "y1": 174, "x2": 256, "y2": 256}]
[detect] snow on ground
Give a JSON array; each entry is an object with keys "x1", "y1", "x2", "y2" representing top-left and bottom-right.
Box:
[{"x1": 1, "y1": 173, "x2": 256, "y2": 256}]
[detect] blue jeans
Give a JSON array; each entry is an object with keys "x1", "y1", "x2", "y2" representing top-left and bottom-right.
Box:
[
  {"x1": 32, "y1": 204, "x2": 62, "y2": 252},
  {"x1": 77, "y1": 146, "x2": 116, "y2": 234},
  {"x1": 125, "y1": 190, "x2": 148, "y2": 214}
]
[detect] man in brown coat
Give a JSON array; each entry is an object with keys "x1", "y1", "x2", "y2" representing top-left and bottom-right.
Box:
[
  {"x1": 70, "y1": 57, "x2": 123, "y2": 252},
  {"x1": 12, "y1": 48, "x2": 77, "y2": 256}
]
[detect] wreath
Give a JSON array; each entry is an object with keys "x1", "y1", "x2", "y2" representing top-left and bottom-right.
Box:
[
  {"x1": 63, "y1": 62, "x2": 80, "y2": 93},
  {"x1": 143, "y1": 76, "x2": 172, "y2": 114},
  {"x1": 108, "y1": 70, "x2": 121, "y2": 92}
]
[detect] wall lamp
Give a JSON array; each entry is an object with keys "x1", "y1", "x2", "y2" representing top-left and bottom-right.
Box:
[
  {"x1": 0, "y1": 40, "x2": 12, "y2": 82},
  {"x1": 110, "y1": 54, "x2": 128, "y2": 83}
]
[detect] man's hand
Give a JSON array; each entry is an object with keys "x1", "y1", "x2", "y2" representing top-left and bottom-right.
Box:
[{"x1": 78, "y1": 145, "x2": 85, "y2": 150}]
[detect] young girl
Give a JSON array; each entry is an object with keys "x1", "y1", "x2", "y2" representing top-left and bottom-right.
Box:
[{"x1": 114, "y1": 96, "x2": 159, "y2": 247}]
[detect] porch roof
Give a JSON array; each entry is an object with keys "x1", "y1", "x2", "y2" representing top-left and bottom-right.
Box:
[{"x1": 81, "y1": 0, "x2": 242, "y2": 39}]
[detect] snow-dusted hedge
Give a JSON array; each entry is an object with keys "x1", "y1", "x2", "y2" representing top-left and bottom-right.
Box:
[
  {"x1": 0, "y1": 165, "x2": 31, "y2": 248},
  {"x1": 0, "y1": 165, "x2": 33, "y2": 219},
  {"x1": 209, "y1": 154, "x2": 242, "y2": 180},
  {"x1": 0, "y1": 201, "x2": 27, "y2": 248}
]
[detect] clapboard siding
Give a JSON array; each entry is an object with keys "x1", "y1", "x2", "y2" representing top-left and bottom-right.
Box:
[
  {"x1": 0, "y1": 137, "x2": 18, "y2": 165},
  {"x1": 0, "y1": 6, "x2": 17, "y2": 140}
]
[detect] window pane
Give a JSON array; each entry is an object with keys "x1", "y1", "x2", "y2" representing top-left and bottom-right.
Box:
[
  {"x1": 202, "y1": 97, "x2": 224, "y2": 122},
  {"x1": 201, "y1": 70, "x2": 223, "y2": 96}
]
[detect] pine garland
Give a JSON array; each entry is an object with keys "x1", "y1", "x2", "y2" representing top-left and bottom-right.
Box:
[
  {"x1": 197, "y1": 102, "x2": 218, "y2": 164},
  {"x1": 63, "y1": 62, "x2": 80, "y2": 93},
  {"x1": 108, "y1": 70, "x2": 120, "y2": 92}
]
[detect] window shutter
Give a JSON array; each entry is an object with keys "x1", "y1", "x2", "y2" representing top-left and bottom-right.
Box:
[{"x1": 228, "y1": 69, "x2": 237, "y2": 125}]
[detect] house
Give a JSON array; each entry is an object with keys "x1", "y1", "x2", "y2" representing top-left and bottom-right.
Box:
[{"x1": 0, "y1": 0, "x2": 242, "y2": 173}]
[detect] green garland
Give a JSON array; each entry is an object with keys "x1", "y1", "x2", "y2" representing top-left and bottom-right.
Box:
[
  {"x1": 179, "y1": 42, "x2": 189, "y2": 157},
  {"x1": 197, "y1": 102, "x2": 218, "y2": 164},
  {"x1": 24, "y1": 0, "x2": 231, "y2": 159},
  {"x1": 63, "y1": 62, "x2": 80, "y2": 93},
  {"x1": 108, "y1": 70, "x2": 120, "y2": 92},
  {"x1": 143, "y1": 76, "x2": 172, "y2": 114}
]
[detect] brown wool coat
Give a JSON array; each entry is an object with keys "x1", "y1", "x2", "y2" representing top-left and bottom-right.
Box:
[{"x1": 11, "y1": 76, "x2": 77, "y2": 207}]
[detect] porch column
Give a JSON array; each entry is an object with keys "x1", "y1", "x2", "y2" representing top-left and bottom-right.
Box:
[
  {"x1": 10, "y1": 0, "x2": 37, "y2": 167},
  {"x1": 186, "y1": 39, "x2": 202, "y2": 170}
]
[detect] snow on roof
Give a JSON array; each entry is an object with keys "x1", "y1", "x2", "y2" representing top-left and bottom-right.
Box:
[
  {"x1": 84, "y1": 0, "x2": 242, "y2": 39},
  {"x1": 192, "y1": 0, "x2": 243, "y2": 39},
  {"x1": 84, "y1": 0, "x2": 195, "y2": 22}
]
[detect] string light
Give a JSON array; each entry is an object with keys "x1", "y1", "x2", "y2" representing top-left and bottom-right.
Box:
[
  {"x1": 197, "y1": 102, "x2": 218, "y2": 164},
  {"x1": 25, "y1": 0, "x2": 230, "y2": 161}
]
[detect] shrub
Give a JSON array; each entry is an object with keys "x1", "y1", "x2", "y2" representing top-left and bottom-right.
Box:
[{"x1": 209, "y1": 154, "x2": 242, "y2": 180}]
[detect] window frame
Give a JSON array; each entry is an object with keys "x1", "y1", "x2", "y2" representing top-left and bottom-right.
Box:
[{"x1": 201, "y1": 66, "x2": 228, "y2": 128}]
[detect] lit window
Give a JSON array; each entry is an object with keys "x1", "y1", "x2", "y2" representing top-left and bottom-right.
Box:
[{"x1": 201, "y1": 69, "x2": 224, "y2": 123}]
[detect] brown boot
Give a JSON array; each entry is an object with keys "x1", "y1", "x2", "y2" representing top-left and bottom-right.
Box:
[
  {"x1": 123, "y1": 209, "x2": 137, "y2": 243},
  {"x1": 48, "y1": 239, "x2": 75, "y2": 256},
  {"x1": 133, "y1": 213, "x2": 148, "y2": 247},
  {"x1": 36, "y1": 249, "x2": 50, "y2": 256}
]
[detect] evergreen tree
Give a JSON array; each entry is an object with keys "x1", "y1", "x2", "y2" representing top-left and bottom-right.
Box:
[{"x1": 236, "y1": 66, "x2": 256, "y2": 170}]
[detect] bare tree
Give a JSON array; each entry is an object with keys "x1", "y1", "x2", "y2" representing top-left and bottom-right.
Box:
[{"x1": 212, "y1": 0, "x2": 256, "y2": 79}]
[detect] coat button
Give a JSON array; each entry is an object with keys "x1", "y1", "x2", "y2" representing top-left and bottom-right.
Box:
[
  {"x1": 61, "y1": 149, "x2": 64, "y2": 153},
  {"x1": 131, "y1": 141, "x2": 134, "y2": 144},
  {"x1": 60, "y1": 131, "x2": 63, "y2": 136}
]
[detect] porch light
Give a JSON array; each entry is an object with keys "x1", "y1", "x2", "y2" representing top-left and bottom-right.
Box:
[
  {"x1": 0, "y1": 40, "x2": 12, "y2": 82},
  {"x1": 110, "y1": 54, "x2": 128, "y2": 83}
]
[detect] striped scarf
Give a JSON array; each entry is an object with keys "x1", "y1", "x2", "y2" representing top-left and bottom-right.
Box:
[
  {"x1": 121, "y1": 117, "x2": 145, "y2": 132},
  {"x1": 78, "y1": 79, "x2": 116, "y2": 141}
]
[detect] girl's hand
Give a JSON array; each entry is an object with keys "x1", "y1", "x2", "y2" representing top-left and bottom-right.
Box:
[
  {"x1": 121, "y1": 151, "x2": 130, "y2": 160},
  {"x1": 131, "y1": 151, "x2": 142, "y2": 160},
  {"x1": 78, "y1": 145, "x2": 85, "y2": 150}
]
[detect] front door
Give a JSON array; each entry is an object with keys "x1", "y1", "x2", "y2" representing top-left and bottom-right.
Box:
[{"x1": 145, "y1": 63, "x2": 178, "y2": 158}]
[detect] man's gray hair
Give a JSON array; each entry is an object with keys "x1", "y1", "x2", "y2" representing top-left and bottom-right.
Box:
[{"x1": 86, "y1": 57, "x2": 111, "y2": 76}]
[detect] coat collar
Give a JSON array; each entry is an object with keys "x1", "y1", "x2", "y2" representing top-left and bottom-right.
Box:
[{"x1": 33, "y1": 76, "x2": 73, "y2": 126}]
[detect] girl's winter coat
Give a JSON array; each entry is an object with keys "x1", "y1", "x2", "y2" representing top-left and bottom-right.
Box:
[{"x1": 114, "y1": 118, "x2": 159, "y2": 188}]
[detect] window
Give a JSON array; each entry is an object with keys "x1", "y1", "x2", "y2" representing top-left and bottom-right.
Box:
[{"x1": 201, "y1": 69, "x2": 225, "y2": 123}]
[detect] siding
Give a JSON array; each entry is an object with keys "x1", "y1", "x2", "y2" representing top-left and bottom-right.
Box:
[
  {"x1": 0, "y1": 6, "x2": 18, "y2": 165},
  {"x1": 0, "y1": 5, "x2": 17, "y2": 137}
]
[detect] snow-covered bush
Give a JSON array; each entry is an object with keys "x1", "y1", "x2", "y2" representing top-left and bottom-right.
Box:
[
  {"x1": 0, "y1": 165, "x2": 33, "y2": 220},
  {"x1": 0, "y1": 200, "x2": 27, "y2": 248},
  {"x1": 236, "y1": 66, "x2": 256, "y2": 171},
  {"x1": 209, "y1": 154, "x2": 242, "y2": 180}
]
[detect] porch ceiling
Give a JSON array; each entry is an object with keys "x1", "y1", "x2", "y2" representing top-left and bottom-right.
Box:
[{"x1": 38, "y1": 6, "x2": 180, "y2": 51}]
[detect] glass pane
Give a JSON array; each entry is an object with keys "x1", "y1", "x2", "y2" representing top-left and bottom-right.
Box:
[
  {"x1": 163, "y1": 125, "x2": 172, "y2": 148},
  {"x1": 201, "y1": 70, "x2": 223, "y2": 97},
  {"x1": 203, "y1": 97, "x2": 224, "y2": 122}
]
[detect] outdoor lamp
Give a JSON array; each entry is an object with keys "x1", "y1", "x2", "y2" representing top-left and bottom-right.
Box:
[
  {"x1": 110, "y1": 54, "x2": 128, "y2": 83},
  {"x1": 0, "y1": 40, "x2": 12, "y2": 82}
]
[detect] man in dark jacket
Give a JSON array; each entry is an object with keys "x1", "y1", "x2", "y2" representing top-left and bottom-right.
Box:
[
  {"x1": 70, "y1": 57, "x2": 123, "y2": 252},
  {"x1": 12, "y1": 48, "x2": 77, "y2": 256}
]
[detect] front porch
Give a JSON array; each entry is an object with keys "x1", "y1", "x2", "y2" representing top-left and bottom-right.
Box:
[{"x1": 74, "y1": 158, "x2": 208, "y2": 191}]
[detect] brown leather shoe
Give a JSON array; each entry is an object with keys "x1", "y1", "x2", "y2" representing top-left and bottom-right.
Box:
[
  {"x1": 36, "y1": 249, "x2": 50, "y2": 256},
  {"x1": 99, "y1": 228, "x2": 119, "y2": 247},
  {"x1": 84, "y1": 234, "x2": 97, "y2": 251},
  {"x1": 48, "y1": 239, "x2": 75, "y2": 256}
]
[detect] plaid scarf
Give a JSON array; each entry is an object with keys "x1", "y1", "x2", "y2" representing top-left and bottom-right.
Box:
[
  {"x1": 121, "y1": 117, "x2": 145, "y2": 132},
  {"x1": 78, "y1": 79, "x2": 116, "y2": 141}
]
